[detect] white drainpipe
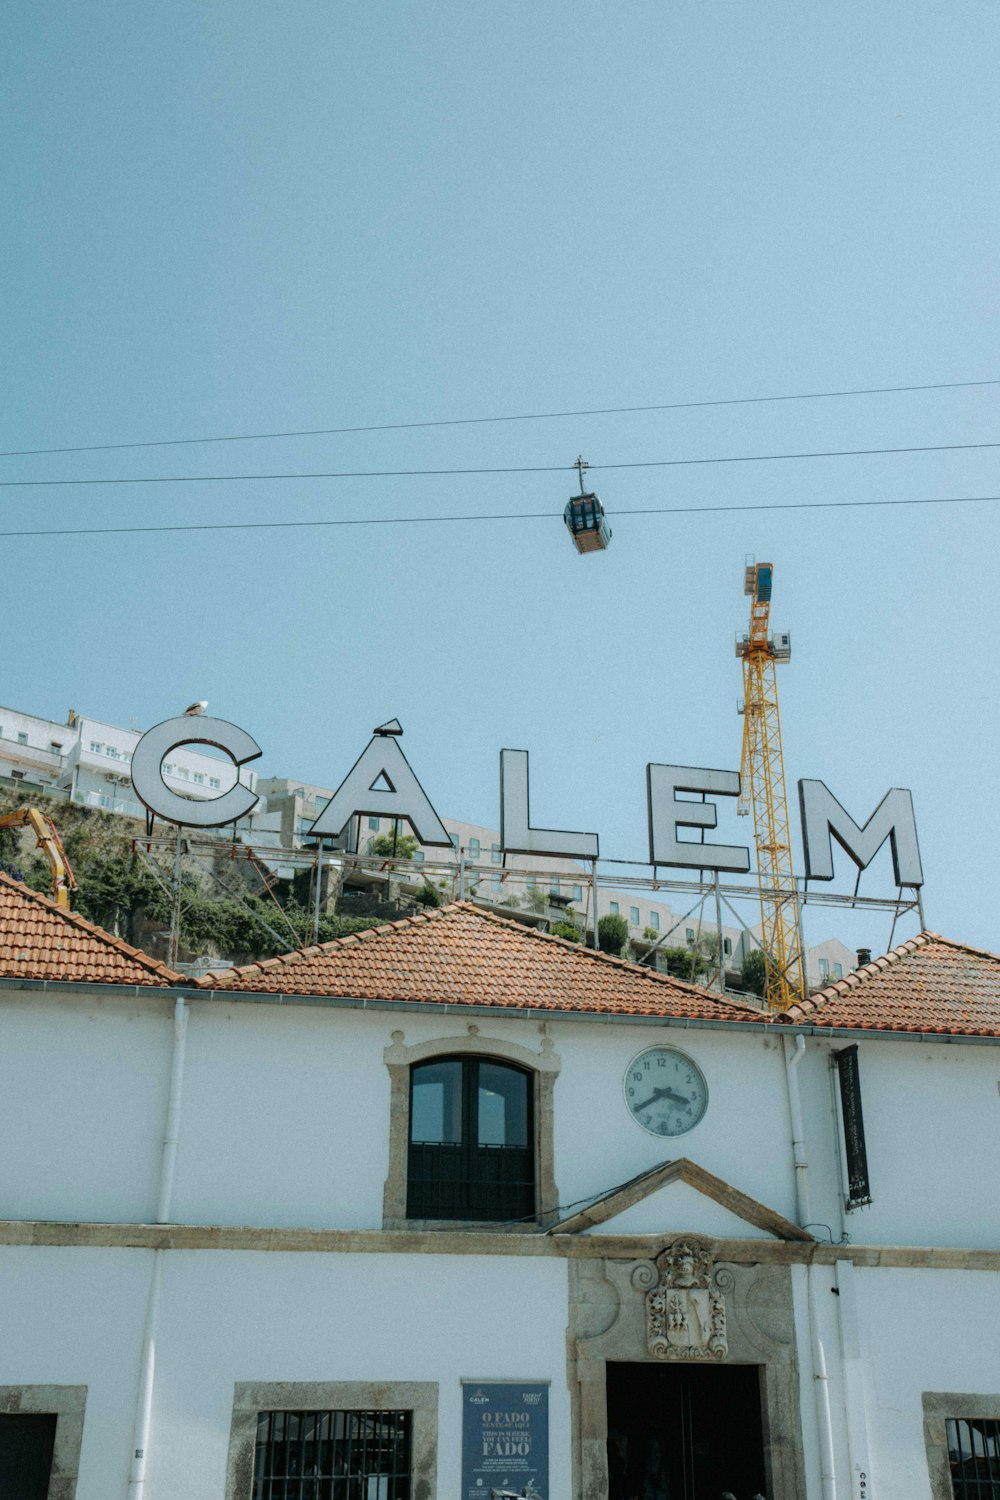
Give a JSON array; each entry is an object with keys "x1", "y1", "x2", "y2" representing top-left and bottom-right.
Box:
[
  {"x1": 129, "y1": 994, "x2": 189, "y2": 1495},
  {"x1": 784, "y1": 1033, "x2": 838, "y2": 1500}
]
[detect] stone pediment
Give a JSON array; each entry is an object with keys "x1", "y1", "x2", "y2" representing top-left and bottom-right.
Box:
[{"x1": 548, "y1": 1157, "x2": 812, "y2": 1242}]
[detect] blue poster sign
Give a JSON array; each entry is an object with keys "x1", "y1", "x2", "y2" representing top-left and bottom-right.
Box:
[{"x1": 462, "y1": 1381, "x2": 549, "y2": 1500}]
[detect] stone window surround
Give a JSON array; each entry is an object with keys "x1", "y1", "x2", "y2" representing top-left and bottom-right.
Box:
[
  {"x1": 923, "y1": 1390, "x2": 1000, "y2": 1500},
  {"x1": 0, "y1": 1385, "x2": 87, "y2": 1500},
  {"x1": 382, "y1": 1026, "x2": 561, "y2": 1231},
  {"x1": 224, "y1": 1381, "x2": 437, "y2": 1500}
]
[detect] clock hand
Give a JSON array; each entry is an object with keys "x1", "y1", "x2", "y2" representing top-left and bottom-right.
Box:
[
  {"x1": 634, "y1": 1085, "x2": 690, "y2": 1112},
  {"x1": 659, "y1": 1087, "x2": 693, "y2": 1108},
  {"x1": 632, "y1": 1085, "x2": 671, "y2": 1112}
]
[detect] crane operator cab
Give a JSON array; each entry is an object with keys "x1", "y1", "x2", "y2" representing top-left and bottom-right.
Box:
[{"x1": 564, "y1": 455, "x2": 612, "y2": 554}]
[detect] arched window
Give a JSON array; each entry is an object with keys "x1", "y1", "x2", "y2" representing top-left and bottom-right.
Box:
[{"x1": 407, "y1": 1056, "x2": 535, "y2": 1222}]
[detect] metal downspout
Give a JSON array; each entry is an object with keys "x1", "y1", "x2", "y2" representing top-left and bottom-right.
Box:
[
  {"x1": 129, "y1": 994, "x2": 189, "y2": 1496},
  {"x1": 784, "y1": 1033, "x2": 838, "y2": 1500}
]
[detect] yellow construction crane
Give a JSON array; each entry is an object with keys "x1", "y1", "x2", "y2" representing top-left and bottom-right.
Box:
[
  {"x1": 736, "y1": 561, "x2": 805, "y2": 1009},
  {"x1": 0, "y1": 807, "x2": 78, "y2": 910}
]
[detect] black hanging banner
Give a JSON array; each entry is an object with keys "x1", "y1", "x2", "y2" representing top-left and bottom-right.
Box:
[{"x1": 836, "y1": 1045, "x2": 872, "y2": 1210}]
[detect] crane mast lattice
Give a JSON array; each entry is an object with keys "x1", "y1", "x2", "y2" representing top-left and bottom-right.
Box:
[{"x1": 736, "y1": 561, "x2": 805, "y2": 1010}]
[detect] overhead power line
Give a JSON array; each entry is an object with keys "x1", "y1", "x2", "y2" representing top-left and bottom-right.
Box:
[
  {"x1": 1, "y1": 376, "x2": 997, "y2": 459},
  {"x1": 1, "y1": 492, "x2": 999, "y2": 541},
  {"x1": 1, "y1": 438, "x2": 998, "y2": 489}
]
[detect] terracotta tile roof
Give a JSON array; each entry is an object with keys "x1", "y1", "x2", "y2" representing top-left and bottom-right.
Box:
[
  {"x1": 194, "y1": 901, "x2": 764, "y2": 1020},
  {"x1": 779, "y1": 932, "x2": 1000, "y2": 1036},
  {"x1": 0, "y1": 871, "x2": 179, "y2": 987}
]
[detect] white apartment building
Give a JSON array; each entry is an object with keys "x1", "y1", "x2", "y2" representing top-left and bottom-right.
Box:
[{"x1": 0, "y1": 703, "x2": 258, "y2": 822}]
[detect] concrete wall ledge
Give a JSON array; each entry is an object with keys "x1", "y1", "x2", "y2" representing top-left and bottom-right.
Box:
[{"x1": 0, "y1": 1219, "x2": 997, "y2": 1269}]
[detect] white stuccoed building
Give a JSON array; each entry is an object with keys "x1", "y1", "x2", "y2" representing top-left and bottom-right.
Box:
[{"x1": 0, "y1": 874, "x2": 998, "y2": 1500}]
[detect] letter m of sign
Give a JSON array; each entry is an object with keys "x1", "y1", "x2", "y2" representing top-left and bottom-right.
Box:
[{"x1": 798, "y1": 781, "x2": 923, "y2": 887}]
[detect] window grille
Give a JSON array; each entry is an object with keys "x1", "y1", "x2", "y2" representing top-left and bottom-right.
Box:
[
  {"x1": 948, "y1": 1417, "x2": 1000, "y2": 1498},
  {"x1": 254, "y1": 1409, "x2": 411, "y2": 1500}
]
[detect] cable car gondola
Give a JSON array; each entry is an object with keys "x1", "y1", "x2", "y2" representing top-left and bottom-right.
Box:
[{"x1": 563, "y1": 455, "x2": 612, "y2": 554}]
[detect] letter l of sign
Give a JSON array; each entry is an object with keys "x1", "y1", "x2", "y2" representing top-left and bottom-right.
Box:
[
  {"x1": 499, "y1": 749, "x2": 599, "y2": 859},
  {"x1": 308, "y1": 733, "x2": 451, "y2": 845}
]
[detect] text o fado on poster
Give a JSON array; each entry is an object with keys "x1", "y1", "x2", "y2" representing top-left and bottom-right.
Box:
[
  {"x1": 462, "y1": 1382, "x2": 549, "y2": 1500},
  {"x1": 130, "y1": 714, "x2": 924, "y2": 887}
]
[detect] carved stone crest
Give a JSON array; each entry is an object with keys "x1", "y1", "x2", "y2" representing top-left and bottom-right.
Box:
[{"x1": 644, "y1": 1239, "x2": 727, "y2": 1361}]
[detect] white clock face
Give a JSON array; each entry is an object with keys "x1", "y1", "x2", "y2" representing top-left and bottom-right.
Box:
[{"x1": 623, "y1": 1047, "x2": 709, "y2": 1137}]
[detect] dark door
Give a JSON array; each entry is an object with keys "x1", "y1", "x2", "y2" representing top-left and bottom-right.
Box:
[
  {"x1": 607, "y1": 1362, "x2": 767, "y2": 1500},
  {"x1": 0, "y1": 1413, "x2": 57, "y2": 1500}
]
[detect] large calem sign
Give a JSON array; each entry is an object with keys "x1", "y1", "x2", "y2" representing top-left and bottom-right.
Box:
[{"x1": 131, "y1": 716, "x2": 924, "y2": 888}]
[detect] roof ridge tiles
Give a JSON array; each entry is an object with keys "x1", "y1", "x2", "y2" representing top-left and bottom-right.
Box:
[
  {"x1": 776, "y1": 928, "x2": 1000, "y2": 1036},
  {"x1": 779, "y1": 930, "x2": 938, "y2": 1020},
  {"x1": 926, "y1": 931, "x2": 1000, "y2": 964}
]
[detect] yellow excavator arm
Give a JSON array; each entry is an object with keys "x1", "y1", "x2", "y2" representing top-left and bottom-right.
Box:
[{"x1": 0, "y1": 807, "x2": 77, "y2": 910}]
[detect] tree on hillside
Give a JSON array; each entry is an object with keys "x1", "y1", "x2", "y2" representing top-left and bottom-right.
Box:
[
  {"x1": 740, "y1": 948, "x2": 767, "y2": 997},
  {"x1": 370, "y1": 827, "x2": 420, "y2": 860},
  {"x1": 598, "y1": 912, "x2": 629, "y2": 956}
]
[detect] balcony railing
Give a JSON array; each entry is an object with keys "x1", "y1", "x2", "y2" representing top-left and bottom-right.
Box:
[
  {"x1": 77, "y1": 789, "x2": 146, "y2": 819},
  {"x1": 0, "y1": 737, "x2": 66, "y2": 771}
]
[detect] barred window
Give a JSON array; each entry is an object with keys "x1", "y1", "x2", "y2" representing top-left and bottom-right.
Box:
[
  {"x1": 254, "y1": 1409, "x2": 411, "y2": 1500},
  {"x1": 948, "y1": 1417, "x2": 1000, "y2": 1498}
]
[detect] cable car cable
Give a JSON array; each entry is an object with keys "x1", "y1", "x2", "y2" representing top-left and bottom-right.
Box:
[
  {"x1": 1, "y1": 437, "x2": 999, "y2": 489},
  {"x1": 1, "y1": 491, "x2": 999, "y2": 541},
  {"x1": 1, "y1": 375, "x2": 997, "y2": 458}
]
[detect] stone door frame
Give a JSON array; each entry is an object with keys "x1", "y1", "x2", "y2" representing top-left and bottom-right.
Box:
[{"x1": 567, "y1": 1245, "x2": 807, "y2": 1500}]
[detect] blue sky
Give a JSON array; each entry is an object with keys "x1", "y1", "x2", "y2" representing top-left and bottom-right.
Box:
[{"x1": 2, "y1": 3, "x2": 999, "y2": 953}]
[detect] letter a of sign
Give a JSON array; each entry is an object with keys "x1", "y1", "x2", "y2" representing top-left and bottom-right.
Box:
[
  {"x1": 798, "y1": 780, "x2": 923, "y2": 886},
  {"x1": 308, "y1": 732, "x2": 451, "y2": 846}
]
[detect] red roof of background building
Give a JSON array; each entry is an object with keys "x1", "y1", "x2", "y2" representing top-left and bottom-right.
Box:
[
  {"x1": 0, "y1": 870, "x2": 179, "y2": 986},
  {"x1": 193, "y1": 901, "x2": 765, "y2": 1020},
  {"x1": 778, "y1": 932, "x2": 1000, "y2": 1036}
]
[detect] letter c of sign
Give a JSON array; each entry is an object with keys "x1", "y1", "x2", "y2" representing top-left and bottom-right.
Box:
[{"x1": 130, "y1": 716, "x2": 262, "y2": 828}]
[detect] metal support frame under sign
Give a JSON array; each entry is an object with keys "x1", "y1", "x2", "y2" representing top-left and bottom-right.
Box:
[
  {"x1": 461, "y1": 1381, "x2": 549, "y2": 1500},
  {"x1": 835, "y1": 1045, "x2": 873, "y2": 1210}
]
